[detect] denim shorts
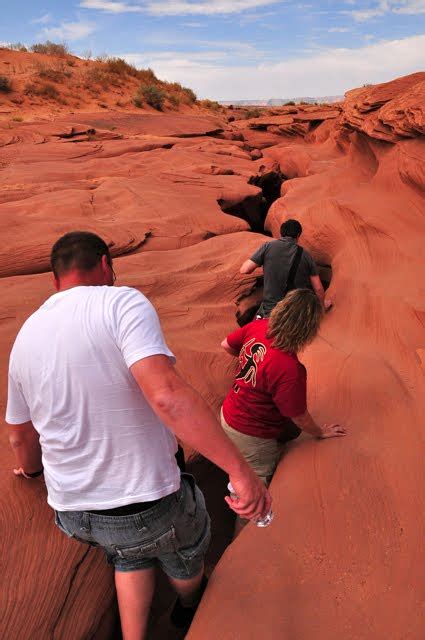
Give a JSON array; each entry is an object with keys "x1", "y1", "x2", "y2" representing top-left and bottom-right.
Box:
[{"x1": 54, "y1": 473, "x2": 211, "y2": 577}]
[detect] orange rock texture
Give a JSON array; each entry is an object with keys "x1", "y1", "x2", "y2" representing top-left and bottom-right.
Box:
[{"x1": 0, "y1": 68, "x2": 424, "y2": 640}]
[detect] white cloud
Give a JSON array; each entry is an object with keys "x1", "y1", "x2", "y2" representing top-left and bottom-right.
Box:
[
  {"x1": 393, "y1": 0, "x2": 425, "y2": 12},
  {"x1": 43, "y1": 21, "x2": 97, "y2": 41},
  {"x1": 182, "y1": 21, "x2": 204, "y2": 26},
  {"x1": 79, "y1": 1, "x2": 143, "y2": 12},
  {"x1": 348, "y1": 1, "x2": 389, "y2": 21},
  {"x1": 122, "y1": 34, "x2": 425, "y2": 100},
  {"x1": 328, "y1": 27, "x2": 350, "y2": 32},
  {"x1": 347, "y1": 0, "x2": 425, "y2": 20},
  {"x1": 80, "y1": 0, "x2": 281, "y2": 15},
  {"x1": 145, "y1": 0, "x2": 281, "y2": 15},
  {"x1": 32, "y1": 13, "x2": 52, "y2": 25}
]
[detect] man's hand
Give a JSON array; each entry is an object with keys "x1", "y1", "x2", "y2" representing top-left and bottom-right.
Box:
[
  {"x1": 13, "y1": 467, "x2": 44, "y2": 478},
  {"x1": 13, "y1": 467, "x2": 29, "y2": 478},
  {"x1": 319, "y1": 423, "x2": 346, "y2": 439},
  {"x1": 131, "y1": 355, "x2": 272, "y2": 519},
  {"x1": 225, "y1": 468, "x2": 272, "y2": 520}
]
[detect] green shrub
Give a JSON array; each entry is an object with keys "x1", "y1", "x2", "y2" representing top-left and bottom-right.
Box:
[
  {"x1": 30, "y1": 41, "x2": 70, "y2": 56},
  {"x1": 0, "y1": 76, "x2": 12, "y2": 92},
  {"x1": 284, "y1": 100, "x2": 296, "y2": 106},
  {"x1": 133, "y1": 95, "x2": 143, "y2": 108},
  {"x1": 140, "y1": 84, "x2": 166, "y2": 110}
]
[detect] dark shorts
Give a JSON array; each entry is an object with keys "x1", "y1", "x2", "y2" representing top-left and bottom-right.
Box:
[{"x1": 54, "y1": 473, "x2": 211, "y2": 577}]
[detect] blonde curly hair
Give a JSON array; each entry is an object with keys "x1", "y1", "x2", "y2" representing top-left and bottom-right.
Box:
[{"x1": 267, "y1": 289, "x2": 323, "y2": 353}]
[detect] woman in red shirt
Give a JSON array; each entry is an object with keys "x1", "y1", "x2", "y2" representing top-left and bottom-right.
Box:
[{"x1": 221, "y1": 288, "x2": 346, "y2": 487}]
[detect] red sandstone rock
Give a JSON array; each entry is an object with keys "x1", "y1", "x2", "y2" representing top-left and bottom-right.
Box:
[
  {"x1": 0, "y1": 72, "x2": 424, "y2": 640},
  {"x1": 341, "y1": 72, "x2": 425, "y2": 142}
]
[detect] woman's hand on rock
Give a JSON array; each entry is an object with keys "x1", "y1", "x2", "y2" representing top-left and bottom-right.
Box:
[{"x1": 319, "y1": 423, "x2": 346, "y2": 438}]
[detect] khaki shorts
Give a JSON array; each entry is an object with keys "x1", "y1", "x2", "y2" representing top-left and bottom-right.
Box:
[{"x1": 220, "y1": 408, "x2": 283, "y2": 486}]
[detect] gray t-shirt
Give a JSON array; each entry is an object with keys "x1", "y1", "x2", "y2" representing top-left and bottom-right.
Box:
[{"x1": 251, "y1": 237, "x2": 318, "y2": 316}]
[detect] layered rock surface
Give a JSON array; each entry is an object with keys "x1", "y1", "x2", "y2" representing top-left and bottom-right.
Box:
[{"x1": 0, "y1": 73, "x2": 424, "y2": 639}]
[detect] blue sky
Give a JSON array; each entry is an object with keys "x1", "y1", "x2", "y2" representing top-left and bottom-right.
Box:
[{"x1": 2, "y1": 1, "x2": 424, "y2": 99}]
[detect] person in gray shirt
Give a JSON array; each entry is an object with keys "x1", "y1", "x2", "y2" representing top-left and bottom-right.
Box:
[{"x1": 240, "y1": 219, "x2": 332, "y2": 318}]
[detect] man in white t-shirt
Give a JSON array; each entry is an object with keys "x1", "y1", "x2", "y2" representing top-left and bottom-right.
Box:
[{"x1": 6, "y1": 231, "x2": 271, "y2": 640}]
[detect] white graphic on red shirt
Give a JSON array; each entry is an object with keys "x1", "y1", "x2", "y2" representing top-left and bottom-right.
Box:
[{"x1": 233, "y1": 338, "x2": 267, "y2": 392}]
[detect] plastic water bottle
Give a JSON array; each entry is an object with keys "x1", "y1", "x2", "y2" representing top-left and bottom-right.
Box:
[{"x1": 227, "y1": 482, "x2": 274, "y2": 527}]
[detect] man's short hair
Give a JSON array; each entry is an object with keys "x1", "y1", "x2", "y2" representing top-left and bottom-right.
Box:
[
  {"x1": 51, "y1": 231, "x2": 111, "y2": 278},
  {"x1": 280, "y1": 219, "x2": 302, "y2": 239}
]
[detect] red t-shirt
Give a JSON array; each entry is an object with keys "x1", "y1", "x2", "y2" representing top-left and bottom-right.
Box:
[{"x1": 222, "y1": 319, "x2": 306, "y2": 439}]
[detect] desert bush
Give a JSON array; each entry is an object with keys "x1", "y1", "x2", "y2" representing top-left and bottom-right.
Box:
[
  {"x1": 167, "y1": 81, "x2": 197, "y2": 104},
  {"x1": 168, "y1": 93, "x2": 180, "y2": 108},
  {"x1": 245, "y1": 108, "x2": 261, "y2": 119},
  {"x1": 199, "y1": 98, "x2": 221, "y2": 111},
  {"x1": 25, "y1": 82, "x2": 60, "y2": 100},
  {"x1": 181, "y1": 86, "x2": 197, "y2": 103},
  {"x1": 140, "y1": 84, "x2": 166, "y2": 110},
  {"x1": 24, "y1": 82, "x2": 37, "y2": 95},
  {"x1": 30, "y1": 41, "x2": 70, "y2": 56},
  {"x1": 12, "y1": 116, "x2": 23, "y2": 122},
  {"x1": 104, "y1": 57, "x2": 138, "y2": 77},
  {"x1": 137, "y1": 67, "x2": 157, "y2": 83},
  {"x1": 8, "y1": 42, "x2": 28, "y2": 52},
  {"x1": 83, "y1": 65, "x2": 120, "y2": 89},
  {"x1": 284, "y1": 100, "x2": 296, "y2": 106},
  {"x1": 0, "y1": 76, "x2": 12, "y2": 92},
  {"x1": 133, "y1": 94, "x2": 143, "y2": 108},
  {"x1": 37, "y1": 64, "x2": 71, "y2": 82},
  {"x1": 38, "y1": 83, "x2": 60, "y2": 99}
]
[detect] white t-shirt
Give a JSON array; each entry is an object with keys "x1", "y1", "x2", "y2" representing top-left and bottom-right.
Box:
[{"x1": 6, "y1": 285, "x2": 180, "y2": 511}]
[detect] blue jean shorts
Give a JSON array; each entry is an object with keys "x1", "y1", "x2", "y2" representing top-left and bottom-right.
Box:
[{"x1": 54, "y1": 473, "x2": 211, "y2": 577}]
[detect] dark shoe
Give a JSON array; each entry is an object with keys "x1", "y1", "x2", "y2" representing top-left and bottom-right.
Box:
[{"x1": 170, "y1": 575, "x2": 208, "y2": 629}]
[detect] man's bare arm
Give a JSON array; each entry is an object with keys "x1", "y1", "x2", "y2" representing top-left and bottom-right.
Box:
[
  {"x1": 292, "y1": 410, "x2": 346, "y2": 439},
  {"x1": 130, "y1": 355, "x2": 271, "y2": 520},
  {"x1": 310, "y1": 275, "x2": 332, "y2": 310},
  {"x1": 240, "y1": 259, "x2": 259, "y2": 275},
  {"x1": 221, "y1": 338, "x2": 239, "y2": 357},
  {"x1": 8, "y1": 422, "x2": 43, "y2": 477}
]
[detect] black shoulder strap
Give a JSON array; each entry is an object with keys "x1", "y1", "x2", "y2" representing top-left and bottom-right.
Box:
[{"x1": 285, "y1": 246, "x2": 303, "y2": 294}]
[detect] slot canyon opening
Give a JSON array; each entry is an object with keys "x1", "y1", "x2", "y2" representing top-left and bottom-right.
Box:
[{"x1": 217, "y1": 169, "x2": 285, "y2": 234}]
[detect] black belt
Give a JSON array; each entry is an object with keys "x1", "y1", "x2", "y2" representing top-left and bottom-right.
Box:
[{"x1": 88, "y1": 498, "x2": 161, "y2": 516}]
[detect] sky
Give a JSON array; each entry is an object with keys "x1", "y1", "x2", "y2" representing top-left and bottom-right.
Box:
[{"x1": 1, "y1": 1, "x2": 424, "y2": 100}]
